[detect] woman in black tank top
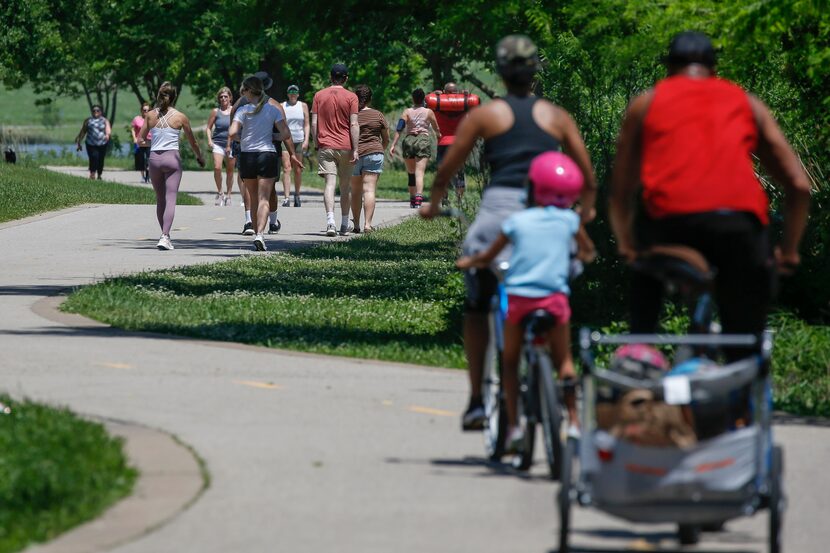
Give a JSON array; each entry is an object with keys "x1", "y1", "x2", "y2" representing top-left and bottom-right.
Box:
[
  {"x1": 419, "y1": 35, "x2": 596, "y2": 433},
  {"x1": 484, "y1": 95, "x2": 562, "y2": 189}
]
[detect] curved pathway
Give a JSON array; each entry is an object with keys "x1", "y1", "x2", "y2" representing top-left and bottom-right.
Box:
[{"x1": 3, "y1": 168, "x2": 828, "y2": 552}]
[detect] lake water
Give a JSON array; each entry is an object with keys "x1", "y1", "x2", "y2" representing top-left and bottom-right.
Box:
[{"x1": 5, "y1": 142, "x2": 131, "y2": 158}]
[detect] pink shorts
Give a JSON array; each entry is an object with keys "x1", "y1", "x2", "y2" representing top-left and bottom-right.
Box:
[{"x1": 506, "y1": 293, "x2": 571, "y2": 327}]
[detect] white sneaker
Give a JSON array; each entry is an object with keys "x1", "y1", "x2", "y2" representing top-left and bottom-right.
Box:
[
  {"x1": 214, "y1": 193, "x2": 223, "y2": 206},
  {"x1": 157, "y1": 235, "x2": 173, "y2": 251},
  {"x1": 253, "y1": 234, "x2": 266, "y2": 251},
  {"x1": 506, "y1": 426, "x2": 525, "y2": 454},
  {"x1": 325, "y1": 223, "x2": 337, "y2": 237},
  {"x1": 223, "y1": 194, "x2": 232, "y2": 207}
]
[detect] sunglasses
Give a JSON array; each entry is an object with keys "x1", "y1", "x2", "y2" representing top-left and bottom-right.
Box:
[{"x1": 142, "y1": 108, "x2": 149, "y2": 112}]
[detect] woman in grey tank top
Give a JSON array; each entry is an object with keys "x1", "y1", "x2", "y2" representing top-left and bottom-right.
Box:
[
  {"x1": 74, "y1": 104, "x2": 111, "y2": 179},
  {"x1": 207, "y1": 87, "x2": 236, "y2": 206}
]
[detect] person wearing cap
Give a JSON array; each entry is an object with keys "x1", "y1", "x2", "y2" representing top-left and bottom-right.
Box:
[
  {"x1": 281, "y1": 84, "x2": 309, "y2": 207},
  {"x1": 610, "y1": 31, "x2": 811, "y2": 356},
  {"x1": 311, "y1": 63, "x2": 360, "y2": 237},
  {"x1": 421, "y1": 35, "x2": 596, "y2": 431}
]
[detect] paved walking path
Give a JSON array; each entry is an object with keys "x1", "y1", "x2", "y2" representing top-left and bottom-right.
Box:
[{"x1": 3, "y1": 168, "x2": 828, "y2": 552}]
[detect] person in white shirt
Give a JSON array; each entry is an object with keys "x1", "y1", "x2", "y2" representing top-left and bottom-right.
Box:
[
  {"x1": 229, "y1": 75, "x2": 303, "y2": 251},
  {"x1": 281, "y1": 84, "x2": 310, "y2": 207}
]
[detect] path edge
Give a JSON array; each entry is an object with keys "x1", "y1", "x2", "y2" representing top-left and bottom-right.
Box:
[{"x1": 23, "y1": 417, "x2": 208, "y2": 553}]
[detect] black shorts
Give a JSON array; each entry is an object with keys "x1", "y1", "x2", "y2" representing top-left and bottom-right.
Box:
[{"x1": 239, "y1": 151, "x2": 279, "y2": 179}]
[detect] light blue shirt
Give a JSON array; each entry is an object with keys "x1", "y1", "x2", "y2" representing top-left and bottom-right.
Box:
[{"x1": 501, "y1": 206, "x2": 579, "y2": 297}]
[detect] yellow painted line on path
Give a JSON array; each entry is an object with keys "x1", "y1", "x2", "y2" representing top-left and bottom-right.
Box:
[
  {"x1": 212, "y1": 217, "x2": 226, "y2": 221},
  {"x1": 233, "y1": 380, "x2": 282, "y2": 390},
  {"x1": 407, "y1": 405, "x2": 457, "y2": 417},
  {"x1": 381, "y1": 400, "x2": 394, "y2": 407},
  {"x1": 173, "y1": 226, "x2": 190, "y2": 231},
  {"x1": 95, "y1": 362, "x2": 134, "y2": 370}
]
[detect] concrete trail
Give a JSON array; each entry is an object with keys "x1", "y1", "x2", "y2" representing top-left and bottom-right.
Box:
[{"x1": 2, "y1": 168, "x2": 827, "y2": 552}]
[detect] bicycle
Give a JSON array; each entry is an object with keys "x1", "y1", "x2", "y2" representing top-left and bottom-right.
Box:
[
  {"x1": 438, "y1": 208, "x2": 508, "y2": 460},
  {"x1": 510, "y1": 308, "x2": 576, "y2": 480}
]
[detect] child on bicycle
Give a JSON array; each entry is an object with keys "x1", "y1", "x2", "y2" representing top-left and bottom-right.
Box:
[{"x1": 456, "y1": 151, "x2": 594, "y2": 452}]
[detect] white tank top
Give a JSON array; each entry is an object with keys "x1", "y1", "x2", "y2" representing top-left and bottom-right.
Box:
[
  {"x1": 150, "y1": 108, "x2": 181, "y2": 151},
  {"x1": 282, "y1": 101, "x2": 305, "y2": 142}
]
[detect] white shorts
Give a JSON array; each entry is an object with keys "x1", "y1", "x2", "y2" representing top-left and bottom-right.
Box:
[{"x1": 212, "y1": 143, "x2": 228, "y2": 156}]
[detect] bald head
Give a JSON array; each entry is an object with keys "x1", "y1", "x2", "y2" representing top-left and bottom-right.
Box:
[{"x1": 443, "y1": 82, "x2": 459, "y2": 94}]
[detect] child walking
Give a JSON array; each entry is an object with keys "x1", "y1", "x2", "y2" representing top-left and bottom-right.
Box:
[{"x1": 456, "y1": 151, "x2": 594, "y2": 452}]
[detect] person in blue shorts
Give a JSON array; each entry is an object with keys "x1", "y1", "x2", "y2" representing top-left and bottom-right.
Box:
[{"x1": 456, "y1": 152, "x2": 594, "y2": 451}]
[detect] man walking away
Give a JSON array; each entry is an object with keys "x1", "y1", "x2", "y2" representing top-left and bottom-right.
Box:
[{"x1": 312, "y1": 63, "x2": 359, "y2": 236}]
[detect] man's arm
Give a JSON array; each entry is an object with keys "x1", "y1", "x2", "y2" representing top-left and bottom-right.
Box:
[
  {"x1": 302, "y1": 102, "x2": 310, "y2": 152},
  {"x1": 749, "y1": 95, "x2": 811, "y2": 272},
  {"x1": 349, "y1": 112, "x2": 359, "y2": 162},
  {"x1": 609, "y1": 92, "x2": 652, "y2": 262},
  {"x1": 457, "y1": 233, "x2": 509, "y2": 269}
]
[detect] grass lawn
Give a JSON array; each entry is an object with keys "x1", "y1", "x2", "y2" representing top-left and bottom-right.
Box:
[
  {"x1": 63, "y1": 216, "x2": 467, "y2": 368},
  {"x1": 0, "y1": 163, "x2": 200, "y2": 223},
  {"x1": 0, "y1": 395, "x2": 136, "y2": 553}
]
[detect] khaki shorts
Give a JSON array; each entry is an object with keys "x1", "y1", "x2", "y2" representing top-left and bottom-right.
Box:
[
  {"x1": 402, "y1": 133, "x2": 431, "y2": 159},
  {"x1": 317, "y1": 148, "x2": 354, "y2": 183}
]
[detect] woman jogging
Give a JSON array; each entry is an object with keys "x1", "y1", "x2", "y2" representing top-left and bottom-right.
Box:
[
  {"x1": 131, "y1": 102, "x2": 151, "y2": 183},
  {"x1": 350, "y1": 84, "x2": 389, "y2": 232},
  {"x1": 229, "y1": 75, "x2": 303, "y2": 251},
  {"x1": 207, "y1": 87, "x2": 236, "y2": 206},
  {"x1": 75, "y1": 104, "x2": 111, "y2": 180},
  {"x1": 281, "y1": 84, "x2": 309, "y2": 207},
  {"x1": 390, "y1": 88, "x2": 441, "y2": 208},
  {"x1": 139, "y1": 82, "x2": 205, "y2": 251},
  {"x1": 421, "y1": 35, "x2": 597, "y2": 431}
]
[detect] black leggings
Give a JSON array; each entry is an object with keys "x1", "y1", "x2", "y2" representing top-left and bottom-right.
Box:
[
  {"x1": 86, "y1": 143, "x2": 107, "y2": 176},
  {"x1": 631, "y1": 212, "x2": 774, "y2": 356}
]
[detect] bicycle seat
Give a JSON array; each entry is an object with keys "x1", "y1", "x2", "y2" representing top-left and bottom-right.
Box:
[
  {"x1": 521, "y1": 309, "x2": 557, "y2": 336},
  {"x1": 633, "y1": 245, "x2": 714, "y2": 295}
]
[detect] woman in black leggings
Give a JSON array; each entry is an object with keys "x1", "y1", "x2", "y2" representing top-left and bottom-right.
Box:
[{"x1": 75, "y1": 105, "x2": 111, "y2": 179}]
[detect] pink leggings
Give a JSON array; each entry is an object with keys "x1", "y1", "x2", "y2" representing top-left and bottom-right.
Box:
[{"x1": 149, "y1": 150, "x2": 183, "y2": 235}]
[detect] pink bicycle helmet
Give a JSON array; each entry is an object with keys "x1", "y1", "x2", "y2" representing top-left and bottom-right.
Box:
[
  {"x1": 610, "y1": 344, "x2": 670, "y2": 380},
  {"x1": 527, "y1": 151, "x2": 584, "y2": 208}
]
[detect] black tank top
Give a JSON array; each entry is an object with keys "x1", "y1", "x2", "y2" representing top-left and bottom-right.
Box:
[{"x1": 484, "y1": 95, "x2": 561, "y2": 189}]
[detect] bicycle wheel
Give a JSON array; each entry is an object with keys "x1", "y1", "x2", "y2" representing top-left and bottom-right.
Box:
[
  {"x1": 482, "y1": 317, "x2": 507, "y2": 460},
  {"x1": 769, "y1": 445, "x2": 784, "y2": 553},
  {"x1": 513, "y1": 356, "x2": 536, "y2": 471},
  {"x1": 537, "y1": 353, "x2": 564, "y2": 480},
  {"x1": 558, "y1": 435, "x2": 578, "y2": 553}
]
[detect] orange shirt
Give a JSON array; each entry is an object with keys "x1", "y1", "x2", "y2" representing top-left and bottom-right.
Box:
[
  {"x1": 312, "y1": 86, "x2": 358, "y2": 150},
  {"x1": 641, "y1": 76, "x2": 768, "y2": 224}
]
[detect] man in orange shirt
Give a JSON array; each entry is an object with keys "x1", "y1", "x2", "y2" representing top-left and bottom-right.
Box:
[
  {"x1": 611, "y1": 32, "x2": 810, "y2": 350},
  {"x1": 312, "y1": 63, "x2": 360, "y2": 236}
]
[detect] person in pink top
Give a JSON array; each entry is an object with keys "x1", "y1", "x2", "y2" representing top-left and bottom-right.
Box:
[
  {"x1": 131, "y1": 102, "x2": 151, "y2": 183},
  {"x1": 311, "y1": 63, "x2": 360, "y2": 237},
  {"x1": 390, "y1": 88, "x2": 441, "y2": 208}
]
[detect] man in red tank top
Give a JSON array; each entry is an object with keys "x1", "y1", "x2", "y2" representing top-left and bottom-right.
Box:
[
  {"x1": 434, "y1": 82, "x2": 469, "y2": 202},
  {"x1": 610, "y1": 32, "x2": 810, "y2": 346}
]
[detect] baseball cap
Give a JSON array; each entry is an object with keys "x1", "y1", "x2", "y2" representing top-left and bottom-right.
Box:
[
  {"x1": 496, "y1": 35, "x2": 542, "y2": 73},
  {"x1": 330, "y1": 63, "x2": 348, "y2": 78},
  {"x1": 253, "y1": 71, "x2": 273, "y2": 90},
  {"x1": 287, "y1": 84, "x2": 300, "y2": 94},
  {"x1": 665, "y1": 31, "x2": 716, "y2": 68}
]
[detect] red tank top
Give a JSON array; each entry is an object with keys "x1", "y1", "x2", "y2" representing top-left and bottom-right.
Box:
[
  {"x1": 435, "y1": 111, "x2": 463, "y2": 146},
  {"x1": 640, "y1": 76, "x2": 768, "y2": 225}
]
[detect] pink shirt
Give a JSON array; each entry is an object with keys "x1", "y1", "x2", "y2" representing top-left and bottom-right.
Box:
[{"x1": 131, "y1": 115, "x2": 151, "y2": 142}]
